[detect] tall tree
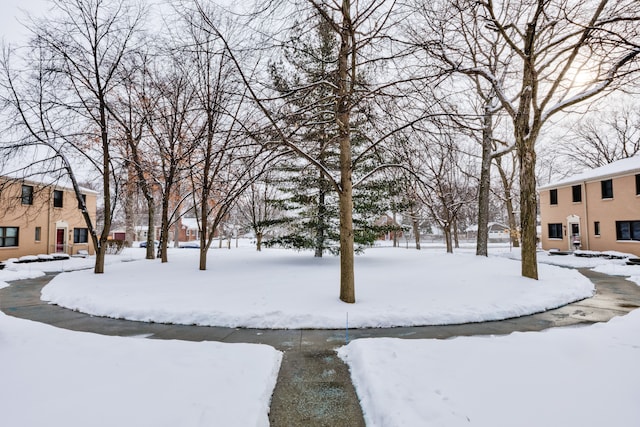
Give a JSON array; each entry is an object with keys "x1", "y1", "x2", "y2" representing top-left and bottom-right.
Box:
[
  {"x1": 176, "y1": 5, "x2": 272, "y2": 271},
  {"x1": 410, "y1": 2, "x2": 516, "y2": 257},
  {"x1": 267, "y1": 15, "x2": 392, "y2": 257},
  {"x1": 196, "y1": 0, "x2": 415, "y2": 303},
  {"x1": 396, "y1": 126, "x2": 476, "y2": 253},
  {"x1": 144, "y1": 56, "x2": 197, "y2": 263},
  {"x1": 563, "y1": 105, "x2": 640, "y2": 168},
  {"x1": 107, "y1": 51, "x2": 158, "y2": 258},
  {"x1": 267, "y1": 17, "x2": 341, "y2": 257},
  {"x1": 1, "y1": 0, "x2": 144, "y2": 273},
  {"x1": 422, "y1": 0, "x2": 640, "y2": 279},
  {"x1": 494, "y1": 151, "x2": 519, "y2": 248},
  {"x1": 235, "y1": 172, "x2": 282, "y2": 251}
]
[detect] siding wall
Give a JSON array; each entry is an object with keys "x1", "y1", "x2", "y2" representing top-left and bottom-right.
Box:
[
  {"x1": 0, "y1": 179, "x2": 97, "y2": 261},
  {"x1": 540, "y1": 173, "x2": 640, "y2": 256}
]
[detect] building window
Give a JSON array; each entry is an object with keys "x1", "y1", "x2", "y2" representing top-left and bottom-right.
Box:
[
  {"x1": 21, "y1": 185, "x2": 33, "y2": 205},
  {"x1": 73, "y1": 228, "x2": 88, "y2": 244},
  {"x1": 78, "y1": 194, "x2": 86, "y2": 210},
  {"x1": 601, "y1": 179, "x2": 613, "y2": 199},
  {"x1": 0, "y1": 227, "x2": 19, "y2": 247},
  {"x1": 594, "y1": 221, "x2": 600, "y2": 236},
  {"x1": 572, "y1": 185, "x2": 582, "y2": 203},
  {"x1": 53, "y1": 190, "x2": 63, "y2": 208},
  {"x1": 550, "y1": 189, "x2": 558, "y2": 205},
  {"x1": 636, "y1": 174, "x2": 640, "y2": 195},
  {"x1": 616, "y1": 221, "x2": 640, "y2": 241},
  {"x1": 35, "y1": 226, "x2": 41, "y2": 242},
  {"x1": 548, "y1": 223, "x2": 563, "y2": 239}
]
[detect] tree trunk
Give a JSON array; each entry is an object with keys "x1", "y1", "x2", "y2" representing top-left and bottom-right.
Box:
[
  {"x1": 173, "y1": 220, "x2": 180, "y2": 248},
  {"x1": 444, "y1": 224, "x2": 453, "y2": 253},
  {"x1": 495, "y1": 156, "x2": 519, "y2": 248},
  {"x1": 337, "y1": 0, "x2": 355, "y2": 304},
  {"x1": 514, "y1": 20, "x2": 539, "y2": 280},
  {"x1": 199, "y1": 228, "x2": 208, "y2": 271},
  {"x1": 94, "y1": 242, "x2": 107, "y2": 274},
  {"x1": 411, "y1": 210, "x2": 421, "y2": 250},
  {"x1": 145, "y1": 206, "x2": 155, "y2": 259},
  {"x1": 126, "y1": 132, "x2": 155, "y2": 260},
  {"x1": 453, "y1": 218, "x2": 460, "y2": 249},
  {"x1": 256, "y1": 231, "x2": 262, "y2": 251},
  {"x1": 393, "y1": 211, "x2": 398, "y2": 247},
  {"x1": 124, "y1": 158, "x2": 135, "y2": 247},
  {"x1": 338, "y1": 188, "x2": 355, "y2": 303},
  {"x1": 507, "y1": 206, "x2": 519, "y2": 248},
  {"x1": 199, "y1": 201, "x2": 208, "y2": 271},
  {"x1": 519, "y1": 137, "x2": 538, "y2": 279},
  {"x1": 476, "y1": 104, "x2": 493, "y2": 256},
  {"x1": 315, "y1": 174, "x2": 326, "y2": 258},
  {"x1": 160, "y1": 199, "x2": 169, "y2": 263},
  {"x1": 95, "y1": 92, "x2": 110, "y2": 274}
]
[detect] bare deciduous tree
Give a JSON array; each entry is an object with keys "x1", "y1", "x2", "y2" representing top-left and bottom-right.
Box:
[
  {"x1": 235, "y1": 172, "x2": 282, "y2": 252},
  {"x1": 563, "y1": 105, "x2": 640, "y2": 168},
  {"x1": 144, "y1": 57, "x2": 198, "y2": 263},
  {"x1": 192, "y1": 0, "x2": 416, "y2": 303},
  {"x1": 421, "y1": 0, "x2": 640, "y2": 279},
  {"x1": 1, "y1": 0, "x2": 144, "y2": 273}
]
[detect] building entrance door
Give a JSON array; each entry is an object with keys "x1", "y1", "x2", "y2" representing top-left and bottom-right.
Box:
[
  {"x1": 56, "y1": 228, "x2": 65, "y2": 253},
  {"x1": 569, "y1": 222, "x2": 580, "y2": 250}
]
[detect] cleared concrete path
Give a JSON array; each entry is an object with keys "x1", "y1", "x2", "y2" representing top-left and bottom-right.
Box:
[{"x1": 2, "y1": 268, "x2": 640, "y2": 426}]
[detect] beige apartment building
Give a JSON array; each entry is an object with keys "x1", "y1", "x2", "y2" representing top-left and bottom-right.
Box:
[
  {"x1": 538, "y1": 156, "x2": 640, "y2": 257},
  {"x1": 0, "y1": 176, "x2": 97, "y2": 261}
]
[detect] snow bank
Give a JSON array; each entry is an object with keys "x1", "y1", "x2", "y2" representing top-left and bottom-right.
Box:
[
  {"x1": 40, "y1": 247, "x2": 594, "y2": 329},
  {"x1": 0, "y1": 312, "x2": 282, "y2": 427},
  {"x1": 339, "y1": 310, "x2": 640, "y2": 427}
]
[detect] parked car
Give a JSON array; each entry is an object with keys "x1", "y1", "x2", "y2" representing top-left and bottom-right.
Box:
[
  {"x1": 139, "y1": 240, "x2": 159, "y2": 248},
  {"x1": 179, "y1": 241, "x2": 200, "y2": 249}
]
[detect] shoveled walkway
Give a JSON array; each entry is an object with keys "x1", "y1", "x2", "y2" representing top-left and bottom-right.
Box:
[{"x1": 2, "y1": 268, "x2": 640, "y2": 426}]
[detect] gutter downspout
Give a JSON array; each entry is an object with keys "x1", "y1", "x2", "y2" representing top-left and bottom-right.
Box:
[
  {"x1": 46, "y1": 187, "x2": 51, "y2": 254},
  {"x1": 583, "y1": 180, "x2": 590, "y2": 250}
]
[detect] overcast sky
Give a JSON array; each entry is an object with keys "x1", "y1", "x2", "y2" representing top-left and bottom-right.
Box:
[{"x1": 2, "y1": 0, "x2": 49, "y2": 45}]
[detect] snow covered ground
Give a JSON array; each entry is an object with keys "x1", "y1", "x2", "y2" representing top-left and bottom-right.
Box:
[
  {"x1": 24, "y1": 244, "x2": 599, "y2": 329},
  {"x1": 0, "y1": 311, "x2": 282, "y2": 427},
  {"x1": 325, "y1": 244, "x2": 640, "y2": 427},
  {"x1": 339, "y1": 309, "x2": 640, "y2": 426},
  {"x1": 2, "y1": 242, "x2": 639, "y2": 426}
]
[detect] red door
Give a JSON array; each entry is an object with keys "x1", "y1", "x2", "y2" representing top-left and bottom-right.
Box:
[{"x1": 56, "y1": 229, "x2": 65, "y2": 253}]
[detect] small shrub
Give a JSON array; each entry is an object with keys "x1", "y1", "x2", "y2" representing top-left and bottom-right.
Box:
[{"x1": 105, "y1": 239, "x2": 126, "y2": 255}]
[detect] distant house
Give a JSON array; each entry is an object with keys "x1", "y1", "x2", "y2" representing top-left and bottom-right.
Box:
[
  {"x1": 538, "y1": 156, "x2": 640, "y2": 256},
  {"x1": 108, "y1": 230, "x2": 127, "y2": 241},
  {"x1": 465, "y1": 222, "x2": 510, "y2": 241},
  {"x1": 178, "y1": 217, "x2": 201, "y2": 242},
  {"x1": 0, "y1": 176, "x2": 97, "y2": 260},
  {"x1": 132, "y1": 217, "x2": 202, "y2": 244},
  {"x1": 374, "y1": 214, "x2": 403, "y2": 241}
]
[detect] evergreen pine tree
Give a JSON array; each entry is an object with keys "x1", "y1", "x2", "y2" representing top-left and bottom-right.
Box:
[{"x1": 266, "y1": 15, "x2": 397, "y2": 256}]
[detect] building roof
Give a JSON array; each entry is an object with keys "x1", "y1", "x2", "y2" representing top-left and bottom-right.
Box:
[
  {"x1": 538, "y1": 155, "x2": 640, "y2": 190},
  {"x1": 1, "y1": 173, "x2": 98, "y2": 195},
  {"x1": 465, "y1": 222, "x2": 508, "y2": 232},
  {"x1": 181, "y1": 217, "x2": 200, "y2": 230}
]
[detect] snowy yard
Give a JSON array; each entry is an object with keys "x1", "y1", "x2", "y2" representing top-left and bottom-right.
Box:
[
  {"x1": 11, "y1": 244, "x2": 598, "y2": 329},
  {"x1": 0, "y1": 311, "x2": 281, "y2": 427},
  {"x1": 1, "y1": 242, "x2": 640, "y2": 426},
  {"x1": 339, "y1": 310, "x2": 640, "y2": 426}
]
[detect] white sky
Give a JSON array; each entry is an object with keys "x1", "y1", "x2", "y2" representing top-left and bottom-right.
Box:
[{"x1": 1, "y1": 0, "x2": 49, "y2": 45}]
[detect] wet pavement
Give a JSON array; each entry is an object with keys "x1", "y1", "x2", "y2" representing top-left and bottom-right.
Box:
[{"x1": 2, "y1": 268, "x2": 640, "y2": 426}]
